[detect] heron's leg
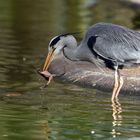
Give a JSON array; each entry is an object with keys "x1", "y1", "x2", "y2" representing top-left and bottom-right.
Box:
[
  {"x1": 112, "y1": 69, "x2": 124, "y2": 101},
  {"x1": 112, "y1": 69, "x2": 119, "y2": 101},
  {"x1": 115, "y1": 75, "x2": 124, "y2": 98}
]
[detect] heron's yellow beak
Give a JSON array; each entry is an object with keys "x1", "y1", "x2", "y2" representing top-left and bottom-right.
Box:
[{"x1": 43, "y1": 48, "x2": 55, "y2": 71}]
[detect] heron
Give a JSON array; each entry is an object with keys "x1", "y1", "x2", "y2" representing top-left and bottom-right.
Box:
[{"x1": 42, "y1": 23, "x2": 140, "y2": 101}]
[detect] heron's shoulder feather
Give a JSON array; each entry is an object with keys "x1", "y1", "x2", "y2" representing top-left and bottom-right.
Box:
[
  {"x1": 86, "y1": 23, "x2": 140, "y2": 46},
  {"x1": 86, "y1": 23, "x2": 140, "y2": 63}
]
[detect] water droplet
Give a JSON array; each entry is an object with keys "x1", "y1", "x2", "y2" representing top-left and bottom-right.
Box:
[
  {"x1": 91, "y1": 130, "x2": 95, "y2": 134},
  {"x1": 23, "y1": 57, "x2": 27, "y2": 61}
]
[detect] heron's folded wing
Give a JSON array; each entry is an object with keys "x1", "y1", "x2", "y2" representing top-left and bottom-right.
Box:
[{"x1": 92, "y1": 36, "x2": 140, "y2": 63}]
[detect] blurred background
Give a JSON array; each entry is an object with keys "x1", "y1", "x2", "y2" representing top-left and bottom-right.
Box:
[{"x1": 0, "y1": 0, "x2": 140, "y2": 140}]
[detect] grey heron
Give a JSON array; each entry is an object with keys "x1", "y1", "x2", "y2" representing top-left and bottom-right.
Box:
[{"x1": 42, "y1": 23, "x2": 140, "y2": 101}]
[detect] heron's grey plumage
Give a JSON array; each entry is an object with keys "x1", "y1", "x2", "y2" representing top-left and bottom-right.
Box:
[
  {"x1": 44, "y1": 22, "x2": 140, "y2": 100},
  {"x1": 48, "y1": 22, "x2": 140, "y2": 69},
  {"x1": 83, "y1": 23, "x2": 140, "y2": 68}
]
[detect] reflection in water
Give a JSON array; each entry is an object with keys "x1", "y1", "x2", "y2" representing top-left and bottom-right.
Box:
[
  {"x1": 111, "y1": 99, "x2": 122, "y2": 138},
  {"x1": 0, "y1": 84, "x2": 140, "y2": 139},
  {"x1": 42, "y1": 121, "x2": 50, "y2": 140}
]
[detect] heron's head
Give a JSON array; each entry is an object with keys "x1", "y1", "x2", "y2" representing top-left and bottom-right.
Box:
[{"x1": 43, "y1": 34, "x2": 77, "y2": 71}]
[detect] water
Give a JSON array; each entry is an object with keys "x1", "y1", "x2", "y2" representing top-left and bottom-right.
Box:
[{"x1": 0, "y1": 0, "x2": 140, "y2": 139}]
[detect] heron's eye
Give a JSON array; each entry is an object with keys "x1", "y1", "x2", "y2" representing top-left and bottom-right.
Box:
[{"x1": 48, "y1": 45, "x2": 56, "y2": 52}]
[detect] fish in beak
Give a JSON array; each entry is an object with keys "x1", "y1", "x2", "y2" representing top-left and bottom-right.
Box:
[
  {"x1": 39, "y1": 48, "x2": 55, "y2": 86},
  {"x1": 39, "y1": 70, "x2": 54, "y2": 86}
]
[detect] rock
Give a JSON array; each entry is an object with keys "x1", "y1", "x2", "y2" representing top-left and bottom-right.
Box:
[{"x1": 41, "y1": 54, "x2": 140, "y2": 95}]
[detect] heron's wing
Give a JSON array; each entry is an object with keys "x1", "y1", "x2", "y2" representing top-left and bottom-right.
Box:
[
  {"x1": 86, "y1": 23, "x2": 140, "y2": 63},
  {"x1": 90, "y1": 35, "x2": 140, "y2": 64}
]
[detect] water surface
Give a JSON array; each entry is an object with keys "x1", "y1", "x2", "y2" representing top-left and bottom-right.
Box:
[{"x1": 0, "y1": 0, "x2": 140, "y2": 139}]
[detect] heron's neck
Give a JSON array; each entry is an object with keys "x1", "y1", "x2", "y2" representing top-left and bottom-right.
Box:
[{"x1": 63, "y1": 45, "x2": 80, "y2": 61}]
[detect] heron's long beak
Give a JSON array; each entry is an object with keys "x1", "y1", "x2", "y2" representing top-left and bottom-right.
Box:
[{"x1": 43, "y1": 48, "x2": 55, "y2": 71}]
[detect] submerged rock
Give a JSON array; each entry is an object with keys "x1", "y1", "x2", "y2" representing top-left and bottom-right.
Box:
[{"x1": 41, "y1": 54, "x2": 140, "y2": 95}]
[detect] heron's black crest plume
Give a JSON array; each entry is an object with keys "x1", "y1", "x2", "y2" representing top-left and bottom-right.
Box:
[
  {"x1": 49, "y1": 32, "x2": 82, "y2": 47},
  {"x1": 49, "y1": 36, "x2": 61, "y2": 47}
]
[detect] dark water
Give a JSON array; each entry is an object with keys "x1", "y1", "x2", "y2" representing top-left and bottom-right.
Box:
[{"x1": 0, "y1": 0, "x2": 140, "y2": 139}]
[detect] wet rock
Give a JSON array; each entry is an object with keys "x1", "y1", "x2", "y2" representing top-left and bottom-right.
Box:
[{"x1": 45, "y1": 54, "x2": 140, "y2": 95}]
